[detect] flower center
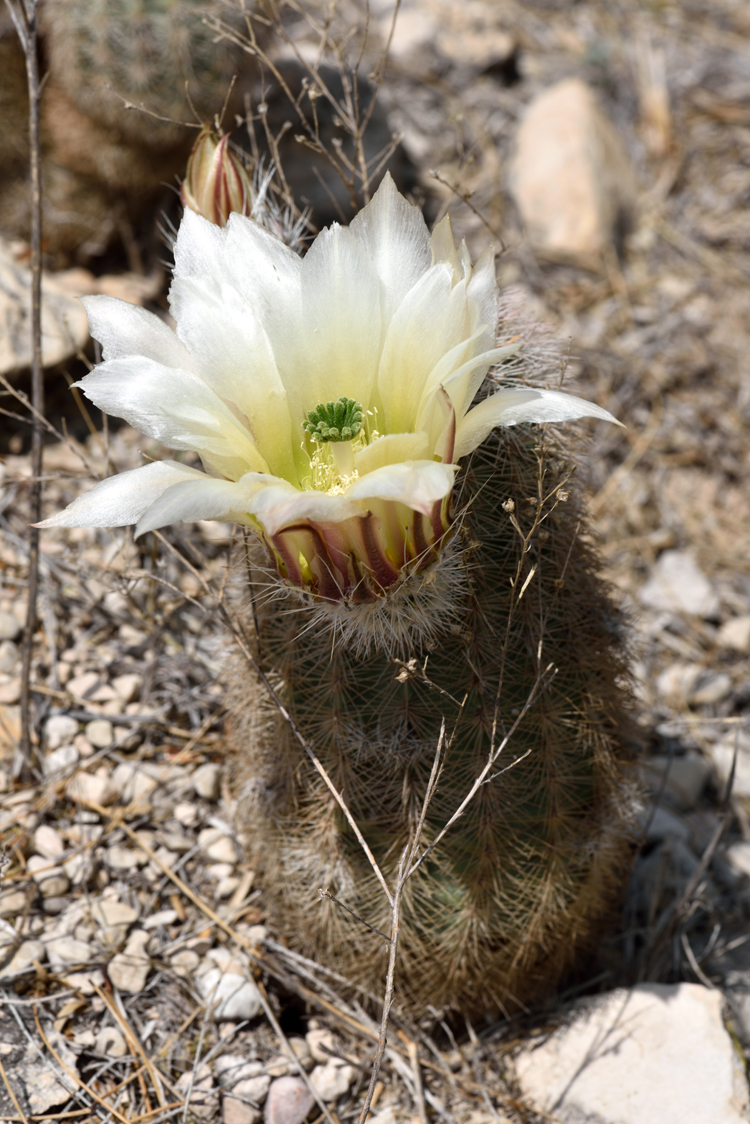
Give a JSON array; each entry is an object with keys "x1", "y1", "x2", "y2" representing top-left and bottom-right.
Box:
[{"x1": 303, "y1": 397, "x2": 363, "y2": 443}]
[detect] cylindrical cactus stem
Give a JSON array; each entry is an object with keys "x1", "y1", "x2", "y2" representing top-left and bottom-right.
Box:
[
  {"x1": 229, "y1": 419, "x2": 637, "y2": 1018},
  {"x1": 40, "y1": 0, "x2": 248, "y2": 150}
]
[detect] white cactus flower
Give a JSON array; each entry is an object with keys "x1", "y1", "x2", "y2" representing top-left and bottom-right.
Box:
[{"x1": 40, "y1": 174, "x2": 618, "y2": 631}]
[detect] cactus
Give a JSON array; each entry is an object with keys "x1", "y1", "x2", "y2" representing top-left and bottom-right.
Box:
[
  {"x1": 41, "y1": 0, "x2": 247, "y2": 149},
  {"x1": 230, "y1": 413, "x2": 637, "y2": 1017}
]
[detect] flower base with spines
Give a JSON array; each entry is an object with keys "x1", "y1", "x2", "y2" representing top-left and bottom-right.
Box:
[{"x1": 229, "y1": 421, "x2": 638, "y2": 1017}]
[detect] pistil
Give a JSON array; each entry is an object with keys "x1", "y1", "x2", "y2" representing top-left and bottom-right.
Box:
[{"x1": 304, "y1": 396, "x2": 363, "y2": 486}]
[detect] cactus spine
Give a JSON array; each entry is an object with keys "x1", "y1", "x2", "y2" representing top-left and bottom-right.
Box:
[{"x1": 230, "y1": 413, "x2": 636, "y2": 1017}]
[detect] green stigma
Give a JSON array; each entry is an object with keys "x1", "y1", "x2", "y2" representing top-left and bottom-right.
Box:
[{"x1": 304, "y1": 397, "x2": 363, "y2": 443}]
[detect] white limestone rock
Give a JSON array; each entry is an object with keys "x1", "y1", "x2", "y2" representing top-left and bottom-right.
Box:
[
  {"x1": 639, "y1": 550, "x2": 721, "y2": 619},
  {"x1": 510, "y1": 78, "x2": 636, "y2": 264},
  {"x1": 514, "y1": 983, "x2": 749, "y2": 1124}
]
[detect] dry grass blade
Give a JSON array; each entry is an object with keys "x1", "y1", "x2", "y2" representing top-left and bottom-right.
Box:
[
  {"x1": 32, "y1": 1005, "x2": 130, "y2": 1124},
  {"x1": 0, "y1": 1058, "x2": 28, "y2": 1124}
]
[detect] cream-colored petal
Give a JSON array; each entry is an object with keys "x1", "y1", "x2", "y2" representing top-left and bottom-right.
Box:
[
  {"x1": 349, "y1": 172, "x2": 432, "y2": 325},
  {"x1": 346, "y1": 459, "x2": 457, "y2": 514},
  {"x1": 294, "y1": 223, "x2": 383, "y2": 413},
  {"x1": 172, "y1": 207, "x2": 227, "y2": 281},
  {"x1": 454, "y1": 387, "x2": 623, "y2": 460},
  {"x1": 437, "y1": 340, "x2": 523, "y2": 419},
  {"x1": 77, "y1": 357, "x2": 268, "y2": 475},
  {"x1": 430, "y1": 214, "x2": 462, "y2": 283},
  {"x1": 354, "y1": 432, "x2": 430, "y2": 476},
  {"x1": 169, "y1": 275, "x2": 298, "y2": 482},
  {"x1": 465, "y1": 245, "x2": 499, "y2": 338},
  {"x1": 376, "y1": 262, "x2": 461, "y2": 434},
  {"x1": 247, "y1": 479, "x2": 361, "y2": 536},
  {"x1": 35, "y1": 461, "x2": 206, "y2": 528},
  {"x1": 82, "y1": 296, "x2": 194, "y2": 369},
  {"x1": 135, "y1": 476, "x2": 262, "y2": 537}
]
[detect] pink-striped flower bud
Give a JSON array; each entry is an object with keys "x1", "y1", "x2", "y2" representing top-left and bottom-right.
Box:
[{"x1": 181, "y1": 125, "x2": 253, "y2": 227}]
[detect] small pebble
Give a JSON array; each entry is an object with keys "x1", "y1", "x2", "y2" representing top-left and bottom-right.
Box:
[
  {"x1": 217, "y1": 875, "x2": 241, "y2": 899},
  {"x1": 95, "y1": 1027, "x2": 127, "y2": 1058},
  {"x1": 263, "y1": 1076, "x2": 314, "y2": 1124},
  {"x1": 207, "y1": 837, "x2": 239, "y2": 865},
  {"x1": 42, "y1": 896, "x2": 69, "y2": 915},
  {"x1": 46, "y1": 936, "x2": 94, "y2": 968},
  {"x1": 174, "y1": 801, "x2": 199, "y2": 826},
  {"x1": 193, "y1": 762, "x2": 221, "y2": 801},
  {"x1": 170, "y1": 949, "x2": 201, "y2": 976},
  {"x1": 143, "y1": 909, "x2": 178, "y2": 930},
  {"x1": 65, "y1": 768, "x2": 117, "y2": 806},
  {"x1": 34, "y1": 824, "x2": 65, "y2": 859},
  {"x1": 91, "y1": 900, "x2": 138, "y2": 928},
  {"x1": 196, "y1": 949, "x2": 262, "y2": 1021},
  {"x1": 27, "y1": 857, "x2": 70, "y2": 898},
  {"x1": 306, "y1": 1029, "x2": 336, "y2": 1065},
  {"x1": 0, "y1": 640, "x2": 19, "y2": 672},
  {"x1": 0, "y1": 890, "x2": 29, "y2": 916},
  {"x1": 725, "y1": 842, "x2": 750, "y2": 880},
  {"x1": 85, "y1": 718, "x2": 114, "y2": 749},
  {"x1": 108, "y1": 930, "x2": 150, "y2": 993},
  {"x1": 0, "y1": 939, "x2": 45, "y2": 978},
  {"x1": 43, "y1": 744, "x2": 79, "y2": 776},
  {"x1": 0, "y1": 678, "x2": 20, "y2": 704},
  {"x1": 111, "y1": 673, "x2": 142, "y2": 702},
  {"x1": 106, "y1": 844, "x2": 145, "y2": 871},
  {"x1": 175, "y1": 1065, "x2": 217, "y2": 1123},
  {"x1": 0, "y1": 611, "x2": 20, "y2": 641},
  {"x1": 45, "y1": 714, "x2": 79, "y2": 750},
  {"x1": 208, "y1": 862, "x2": 235, "y2": 881},
  {"x1": 73, "y1": 733, "x2": 95, "y2": 757},
  {"x1": 717, "y1": 615, "x2": 750, "y2": 654},
  {"x1": 66, "y1": 671, "x2": 100, "y2": 700},
  {"x1": 223, "y1": 1094, "x2": 261, "y2": 1124},
  {"x1": 215, "y1": 1057, "x2": 265, "y2": 1088},
  {"x1": 310, "y1": 1061, "x2": 357, "y2": 1103}
]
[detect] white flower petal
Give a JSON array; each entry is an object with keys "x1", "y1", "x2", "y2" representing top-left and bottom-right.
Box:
[
  {"x1": 172, "y1": 207, "x2": 228, "y2": 283},
  {"x1": 295, "y1": 223, "x2": 382, "y2": 412},
  {"x1": 454, "y1": 387, "x2": 623, "y2": 460},
  {"x1": 465, "y1": 245, "x2": 499, "y2": 341},
  {"x1": 349, "y1": 173, "x2": 432, "y2": 324},
  {"x1": 135, "y1": 476, "x2": 263, "y2": 537},
  {"x1": 430, "y1": 214, "x2": 463, "y2": 283},
  {"x1": 376, "y1": 262, "x2": 461, "y2": 434},
  {"x1": 35, "y1": 461, "x2": 205, "y2": 528},
  {"x1": 169, "y1": 275, "x2": 298, "y2": 482},
  {"x1": 247, "y1": 479, "x2": 361, "y2": 536},
  {"x1": 77, "y1": 358, "x2": 269, "y2": 475},
  {"x1": 355, "y1": 432, "x2": 431, "y2": 476},
  {"x1": 443, "y1": 340, "x2": 523, "y2": 415},
  {"x1": 346, "y1": 459, "x2": 457, "y2": 514},
  {"x1": 82, "y1": 296, "x2": 194, "y2": 369},
  {"x1": 221, "y1": 212, "x2": 303, "y2": 370}
]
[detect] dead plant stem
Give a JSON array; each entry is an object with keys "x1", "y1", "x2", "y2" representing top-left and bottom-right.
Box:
[{"x1": 6, "y1": 0, "x2": 44, "y2": 774}]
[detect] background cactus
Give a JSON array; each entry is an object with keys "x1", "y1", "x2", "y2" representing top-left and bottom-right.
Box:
[
  {"x1": 0, "y1": 0, "x2": 250, "y2": 262},
  {"x1": 230, "y1": 393, "x2": 637, "y2": 1017},
  {"x1": 40, "y1": 0, "x2": 246, "y2": 149}
]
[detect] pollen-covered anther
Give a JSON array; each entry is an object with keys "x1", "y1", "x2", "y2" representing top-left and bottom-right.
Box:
[{"x1": 304, "y1": 397, "x2": 363, "y2": 443}]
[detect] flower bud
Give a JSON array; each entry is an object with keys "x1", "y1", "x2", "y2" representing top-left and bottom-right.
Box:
[{"x1": 181, "y1": 124, "x2": 254, "y2": 226}]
